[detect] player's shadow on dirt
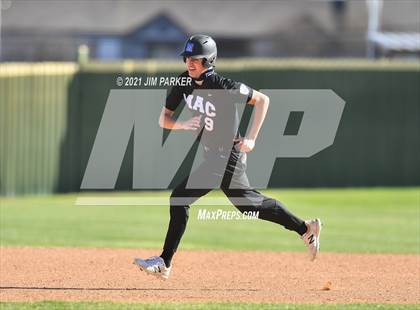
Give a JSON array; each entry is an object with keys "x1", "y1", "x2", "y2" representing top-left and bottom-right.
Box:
[{"x1": 0, "y1": 286, "x2": 260, "y2": 292}]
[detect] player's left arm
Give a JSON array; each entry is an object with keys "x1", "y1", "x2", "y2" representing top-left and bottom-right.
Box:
[{"x1": 237, "y1": 90, "x2": 270, "y2": 152}]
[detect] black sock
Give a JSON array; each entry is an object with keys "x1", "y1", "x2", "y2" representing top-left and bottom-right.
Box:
[
  {"x1": 160, "y1": 249, "x2": 173, "y2": 268},
  {"x1": 297, "y1": 222, "x2": 308, "y2": 236}
]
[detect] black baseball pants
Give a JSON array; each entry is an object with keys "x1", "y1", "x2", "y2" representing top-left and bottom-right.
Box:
[{"x1": 161, "y1": 147, "x2": 307, "y2": 265}]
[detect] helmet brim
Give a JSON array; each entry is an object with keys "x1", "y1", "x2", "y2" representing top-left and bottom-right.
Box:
[{"x1": 179, "y1": 51, "x2": 207, "y2": 58}]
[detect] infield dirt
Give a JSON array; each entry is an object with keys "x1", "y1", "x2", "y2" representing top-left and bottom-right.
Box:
[{"x1": 0, "y1": 247, "x2": 418, "y2": 304}]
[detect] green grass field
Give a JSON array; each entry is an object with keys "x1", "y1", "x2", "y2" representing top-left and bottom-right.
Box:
[
  {"x1": 1, "y1": 188, "x2": 419, "y2": 253},
  {"x1": 1, "y1": 187, "x2": 419, "y2": 309}
]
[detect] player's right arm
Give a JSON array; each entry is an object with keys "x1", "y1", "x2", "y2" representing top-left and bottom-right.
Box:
[
  {"x1": 162, "y1": 72, "x2": 201, "y2": 130},
  {"x1": 158, "y1": 107, "x2": 201, "y2": 130}
]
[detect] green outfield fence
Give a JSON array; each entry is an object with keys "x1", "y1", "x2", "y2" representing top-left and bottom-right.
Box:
[{"x1": 0, "y1": 60, "x2": 419, "y2": 195}]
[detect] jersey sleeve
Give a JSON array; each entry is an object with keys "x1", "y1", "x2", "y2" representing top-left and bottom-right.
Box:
[
  {"x1": 165, "y1": 85, "x2": 183, "y2": 111},
  {"x1": 221, "y1": 78, "x2": 254, "y2": 104},
  {"x1": 165, "y1": 71, "x2": 189, "y2": 111}
]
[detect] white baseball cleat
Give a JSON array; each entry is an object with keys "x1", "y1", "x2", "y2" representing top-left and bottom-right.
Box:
[
  {"x1": 301, "y1": 218, "x2": 322, "y2": 261},
  {"x1": 133, "y1": 256, "x2": 171, "y2": 280}
]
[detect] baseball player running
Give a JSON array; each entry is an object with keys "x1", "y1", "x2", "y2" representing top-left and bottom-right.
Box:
[{"x1": 134, "y1": 35, "x2": 322, "y2": 280}]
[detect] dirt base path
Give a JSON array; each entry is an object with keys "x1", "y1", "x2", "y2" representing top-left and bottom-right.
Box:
[{"x1": 0, "y1": 247, "x2": 418, "y2": 304}]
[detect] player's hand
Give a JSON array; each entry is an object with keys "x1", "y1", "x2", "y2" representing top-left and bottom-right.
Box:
[
  {"x1": 234, "y1": 137, "x2": 255, "y2": 152},
  {"x1": 181, "y1": 115, "x2": 202, "y2": 130}
]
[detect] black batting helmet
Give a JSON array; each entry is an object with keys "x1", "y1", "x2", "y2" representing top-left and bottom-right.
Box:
[{"x1": 180, "y1": 34, "x2": 217, "y2": 68}]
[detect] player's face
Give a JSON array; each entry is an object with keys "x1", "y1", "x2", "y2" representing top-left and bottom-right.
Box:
[{"x1": 185, "y1": 57, "x2": 207, "y2": 78}]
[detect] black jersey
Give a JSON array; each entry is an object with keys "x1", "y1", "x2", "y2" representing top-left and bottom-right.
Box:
[{"x1": 165, "y1": 70, "x2": 254, "y2": 153}]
